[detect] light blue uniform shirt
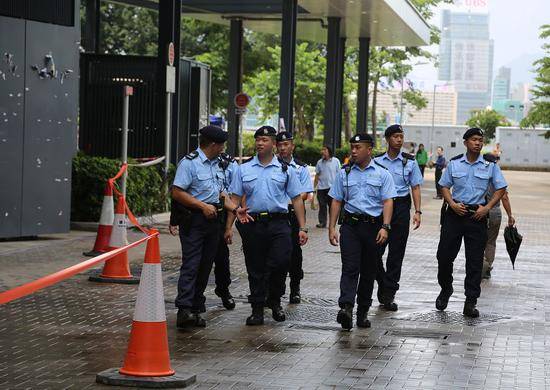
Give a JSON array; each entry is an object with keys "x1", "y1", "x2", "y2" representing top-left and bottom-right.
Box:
[
  {"x1": 315, "y1": 157, "x2": 341, "y2": 190},
  {"x1": 290, "y1": 157, "x2": 314, "y2": 194},
  {"x1": 329, "y1": 160, "x2": 397, "y2": 217},
  {"x1": 374, "y1": 152, "x2": 423, "y2": 197},
  {"x1": 439, "y1": 154, "x2": 508, "y2": 205},
  {"x1": 230, "y1": 155, "x2": 303, "y2": 214},
  {"x1": 172, "y1": 148, "x2": 224, "y2": 204}
]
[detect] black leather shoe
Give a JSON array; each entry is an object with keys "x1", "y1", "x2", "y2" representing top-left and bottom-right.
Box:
[
  {"x1": 289, "y1": 288, "x2": 301, "y2": 304},
  {"x1": 176, "y1": 308, "x2": 194, "y2": 329},
  {"x1": 246, "y1": 306, "x2": 264, "y2": 326},
  {"x1": 356, "y1": 306, "x2": 371, "y2": 328},
  {"x1": 463, "y1": 301, "x2": 479, "y2": 318},
  {"x1": 337, "y1": 304, "x2": 353, "y2": 330},
  {"x1": 435, "y1": 289, "x2": 453, "y2": 311},
  {"x1": 221, "y1": 295, "x2": 236, "y2": 310},
  {"x1": 383, "y1": 300, "x2": 398, "y2": 312},
  {"x1": 271, "y1": 304, "x2": 286, "y2": 322},
  {"x1": 194, "y1": 313, "x2": 206, "y2": 327}
]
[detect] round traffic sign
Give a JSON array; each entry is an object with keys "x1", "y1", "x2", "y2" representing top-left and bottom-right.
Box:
[
  {"x1": 234, "y1": 93, "x2": 250, "y2": 109},
  {"x1": 168, "y1": 42, "x2": 175, "y2": 66}
]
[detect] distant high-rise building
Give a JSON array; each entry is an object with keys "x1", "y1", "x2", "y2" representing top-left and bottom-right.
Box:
[
  {"x1": 438, "y1": 9, "x2": 494, "y2": 124},
  {"x1": 492, "y1": 66, "x2": 511, "y2": 102}
]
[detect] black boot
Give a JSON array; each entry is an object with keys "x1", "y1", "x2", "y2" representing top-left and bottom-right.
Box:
[
  {"x1": 176, "y1": 308, "x2": 194, "y2": 329},
  {"x1": 271, "y1": 304, "x2": 286, "y2": 322},
  {"x1": 289, "y1": 283, "x2": 301, "y2": 304},
  {"x1": 380, "y1": 292, "x2": 398, "y2": 311},
  {"x1": 194, "y1": 313, "x2": 206, "y2": 327},
  {"x1": 463, "y1": 300, "x2": 479, "y2": 318},
  {"x1": 336, "y1": 304, "x2": 353, "y2": 330},
  {"x1": 435, "y1": 288, "x2": 453, "y2": 311},
  {"x1": 246, "y1": 305, "x2": 264, "y2": 326},
  {"x1": 356, "y1": 306, "x2": 371, "y2": 328},
  {"x1": 215, "y1": 289, "x2": 236, "y2": 310}
]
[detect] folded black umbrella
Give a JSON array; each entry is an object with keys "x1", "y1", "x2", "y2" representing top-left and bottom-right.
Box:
[{"x1": 504, "y1": 226, "x2": 523, "y2": 269}]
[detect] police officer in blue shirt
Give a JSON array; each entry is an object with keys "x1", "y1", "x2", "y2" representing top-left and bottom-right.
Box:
[
  {"x1": 436, "y1": 127, "x2": 508, "y2": 318},
  {"x1": 225, "y1": 126, "x2": 308, "y2": 325},
  {"x1": 328, "y1": 133, "x2": 396, "y2": 330},
  {"x1": 374, "y1": 124, "x2": 423, "y2": 311},
  {"x1": 172, "y1": 125, "x2": 251, "y2": 328},
  {"x1": 276, "y1": 131, "x2": 314, "y2": 304}
]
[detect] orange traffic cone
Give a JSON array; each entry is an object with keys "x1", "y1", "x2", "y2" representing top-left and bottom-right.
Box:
[
  {"x1": 84, "y1": 182, "x2": 114, "y2": 257},
  {"x1": 89, "y1": 195, "x2": 139, "y2": 284},
  {"x1": 96, "y1": 231, "x2": 196, "y2": 388}
]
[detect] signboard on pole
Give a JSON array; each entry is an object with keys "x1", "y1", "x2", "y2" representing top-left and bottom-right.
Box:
[
  {"x1": 166, "y1": 66, "x2": 176, "y2": 93},
  {"x1": 168, "y1": 42, "x2": 175, "y2": 66},
  {"x1": 234, "y1": 93, "x2": 250, "y2": 115}
]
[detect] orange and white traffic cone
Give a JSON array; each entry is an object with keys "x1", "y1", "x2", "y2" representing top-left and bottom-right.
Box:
[
  {"x1": 96, "y1": 231, "x2": 196, "y2": 388},
  {"x1": 89, "y1": 195, "x2": 139, "y2": 284},
  {"x1": 84, "y1": 182, "x2": 114, "y2": 257}
]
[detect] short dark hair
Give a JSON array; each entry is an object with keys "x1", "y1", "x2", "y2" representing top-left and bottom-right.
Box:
[
  {"x1": 437, "y1": 146, "x2": 443, "y2": 150},
  {"x1": 199, "y1": 134, "x2": 214, "y2": 147},
  {"x1": 323, "y1": 145, "x2": 333, "y2": 157}
]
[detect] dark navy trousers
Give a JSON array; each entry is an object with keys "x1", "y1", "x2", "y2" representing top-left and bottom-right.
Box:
[
  {"x1": 288, "y1": 209, "x2": 304, "y2": 288},
  {"x1": 175, "y1": 213, "x2": 221, "y2": 313},
  {"x1": 339, "y1": 219, "x2": 383, "y2": 309},
  {"x1": 376, "y1": 198, "x2": 411, "y2": 296},
  {"x1": 213, "y1": 234, "x2": 231, "y2": 295},
  {"x1": 236, "y1": 219, "x2": 292, "y2": 307},
  {"x1": 437, "y1": 208, "x2": 488, "y2": 302}
]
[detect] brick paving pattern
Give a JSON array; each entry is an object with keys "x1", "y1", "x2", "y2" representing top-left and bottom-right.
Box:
[{"x1": 1, "y1": 170, "x2": 549, "y2": 389}]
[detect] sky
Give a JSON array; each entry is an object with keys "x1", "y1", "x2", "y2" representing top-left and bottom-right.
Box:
[{"x1": 408, "y1": 0, "x2": 548, "y2": 90}]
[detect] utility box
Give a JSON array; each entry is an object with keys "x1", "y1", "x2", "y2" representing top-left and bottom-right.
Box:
[
  {"x1": 79, "y1": 55, "x2": 211, "y2": 163},
  {"x1": 0, "y1": 1, "x2": 80, "y2": 239}
]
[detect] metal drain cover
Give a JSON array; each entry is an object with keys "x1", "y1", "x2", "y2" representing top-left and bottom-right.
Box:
[
  {"x1": 394, "y1": 311, "x2": 512, "y2": 326},
  {"x1": 287, "y1": 323, "x2": 342, "y2": 332},
  {"x1": 285, "y1": 305, "x2": 339, "y2": 323},
  {"x1": 385, "y1": 329, "x2": 449, "y2": 339}
]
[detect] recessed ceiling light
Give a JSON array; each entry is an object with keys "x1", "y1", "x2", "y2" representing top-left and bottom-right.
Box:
[
  {"x1": 362, "y1": 11, "x2": 367, "y2": 14},
  {"x1": 373, "y1": 20, "x2": 378, "y2": 23}
]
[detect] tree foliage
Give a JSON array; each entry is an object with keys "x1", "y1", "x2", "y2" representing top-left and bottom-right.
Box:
[
  {"x1": 466, "y1": 109, "x2": 511, "y2": 140},
  {"x1": 521, "y1": 24, "x2": 550, "y2": 136}
]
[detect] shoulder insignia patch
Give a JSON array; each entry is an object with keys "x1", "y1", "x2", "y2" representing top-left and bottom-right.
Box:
[
  {"x1": 293, "y1": 158, "x2": 307, "y2": 167},
  {"x1": 483, "y1": 153, "x2": 497, "y2": 163},
  {"x1": 450, "y1": 153, "x2": 464, "y2": 161},
  {"x1": 220, "y1": 152, "x2": 236, "y2": 163},
  {"x1": 242, "y1": 157, "x2": 254, "y2": 164},
  {"x1": 374, "y1": 152, "x2": 385, "y2": 158},
  {"x1": 401, "y1": 152, "x2": 415, "y2": 160},
  {"x1": 184, "y1": 150, "x2": 199, "y2": 160}
]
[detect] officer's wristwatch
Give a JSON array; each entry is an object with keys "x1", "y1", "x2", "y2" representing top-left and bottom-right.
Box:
[
  {"x1": 381, "y1": 224, "x2": 391, "y2": 232},
  {"x1": 415, "y1": 210, "x2": 422, "y2": 215},
  {"x1": 299, "y1": 227, "x2": 309, "y2": 233}
]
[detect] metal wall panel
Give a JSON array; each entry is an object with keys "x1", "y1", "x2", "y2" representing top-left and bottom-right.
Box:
[
  {"x1": 20, "y1": 20, "x2": 79, "y2": 236},
  {"x1": 0, "y1": 0, "x2": 74, "y2": 27},
  {"x1": 0, "y1": 16, "x2": 25, "y2": 237}
]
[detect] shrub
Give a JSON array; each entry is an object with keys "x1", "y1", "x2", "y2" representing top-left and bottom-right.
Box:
[{"x1": 71, "y1": 152, "x2": 174, "y2": 222}]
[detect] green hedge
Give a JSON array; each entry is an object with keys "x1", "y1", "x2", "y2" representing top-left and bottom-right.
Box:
[{"x1": 71, "y1": 152, "x2": 174, "y2": 222}]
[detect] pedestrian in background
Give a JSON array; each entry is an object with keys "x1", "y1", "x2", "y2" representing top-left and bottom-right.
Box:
[
  {"x1": 415, "y1": 143, "x2": 428, "y2": 177},
  {"x1": 434, "y1": 146, "x2": 446, "y2": 199},
  {"x1": 314, "y1": 146, "x2": 341, "y2": 228},
  {"x1": 482, "y1": 153, "x2": 515, "y2": 280}
]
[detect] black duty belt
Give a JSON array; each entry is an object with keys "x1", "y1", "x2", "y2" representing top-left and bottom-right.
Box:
[
  {"x1": 393, "y1": 194, "x2": 411, "y2": 204},
  {"x1": 191, "y1": 203, "x2": 223, "y2": 214},
  {"x1": 449, "y1": 200, "x2": 485, "y2": 217},
  {"x1": 343, "y1": 211, "x2": 382, "y2": 225},
  {"x1": 250, "y1": 212, "x2": 288, "y2": 222}
]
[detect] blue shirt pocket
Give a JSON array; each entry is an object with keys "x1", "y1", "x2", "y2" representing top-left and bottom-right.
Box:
[
  {"x1": 196, "y1": 173, "x2": 212, "y2": 191},
  {"x1": 451, "y1": 171, "x2": 467, "y2": 186},
  {"x1": 473, "y1": 170, "x2": 490, "y2": 189},
  {"x1": 365, "y1": 177, "x2": 382, "y2": 198},
  {"x1": 242, "y1": 174, "x2": 258, "y2": 194},
  {"x1": 343, "y1": 179, "x2": 359, "y2": 200},
  {"x1": 270, "y1": 172, "x2": 288, "y2": 196}
]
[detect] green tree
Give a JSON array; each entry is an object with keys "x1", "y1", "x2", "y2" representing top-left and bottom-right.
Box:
[
  {"x1": 521, "y1": 24, "x2": 550, "y2": 137},
  {"x1": 245, "y1": 42, "x2": 326, "y2": 140},
  {"x1": 466, "y1": 109, "x2": 511, "y2": 140}
]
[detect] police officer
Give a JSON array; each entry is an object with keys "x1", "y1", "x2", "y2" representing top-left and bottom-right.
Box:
[
  {"x1": 172, "y1": 125, "x2": 251, "y2": 328},
  {"x1": 276, "y1": 131, "x2": 314, "y2": 304},
  {"x1": 328, "y1": 133, "x2": 396, "y2": 330},
  {"x1": 169, "y1": 151, "x2": 238, "y2": 311},
  {"x1": 374, "y1": 124, "x2": 423, "y2": 311},
  {"x1": 225, "y1": 126, "x2": 308, "y2": 325},
  {"x1": 436, "y1": 127, "x2": 507, "y2": 318}
]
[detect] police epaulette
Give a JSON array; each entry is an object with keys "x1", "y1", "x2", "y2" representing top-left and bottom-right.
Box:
[
  {"x1": 374, "y1": 152, "x2": 385, "y2": 158},
  {"x1": 220, "y1": 152, "x2": 236, "y2": 163},
  {"x1": 293, "y1": 157, "x2": 307, "y2": 167},
  {"x1": 374, "y1": 160, "x2": 388, "y2": 169},
  {"x1": 483, "y1": 153, "x2": 497, "y2": 163},
  {"x1": 184, "y1": 150, "x2": 199, "y2": 160},
  {"x1": 242, "y1": 157, "x2": 254, "y2": 164},
  {"x1": 402, "y1": 152, "x2": 415, "y2": 160},
  {"x1": 450, "y1": 153, "x2": 464, "y2": 161}
]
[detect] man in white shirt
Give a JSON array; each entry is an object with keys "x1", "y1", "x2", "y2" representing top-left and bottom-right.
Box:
[{"x1": 314, "y1": 146, "x2": 341, "y2": 228}]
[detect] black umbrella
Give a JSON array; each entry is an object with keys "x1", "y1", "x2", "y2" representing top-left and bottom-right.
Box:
[{"x1": 504, "y1": 226, "x2": 523, "y2": 269}]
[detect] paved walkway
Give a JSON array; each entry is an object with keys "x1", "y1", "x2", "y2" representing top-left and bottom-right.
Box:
[{"x1": 0, "y1": 169, "x2": 549, "y2": 389}]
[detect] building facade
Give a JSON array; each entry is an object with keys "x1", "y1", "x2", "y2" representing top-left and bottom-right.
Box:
[
  {"x1": 438, "y1": 9, "x2": 494, "y2": 125},
  {"x1": 492, "y1": 66, "x2": 511, "y2": 102}
]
